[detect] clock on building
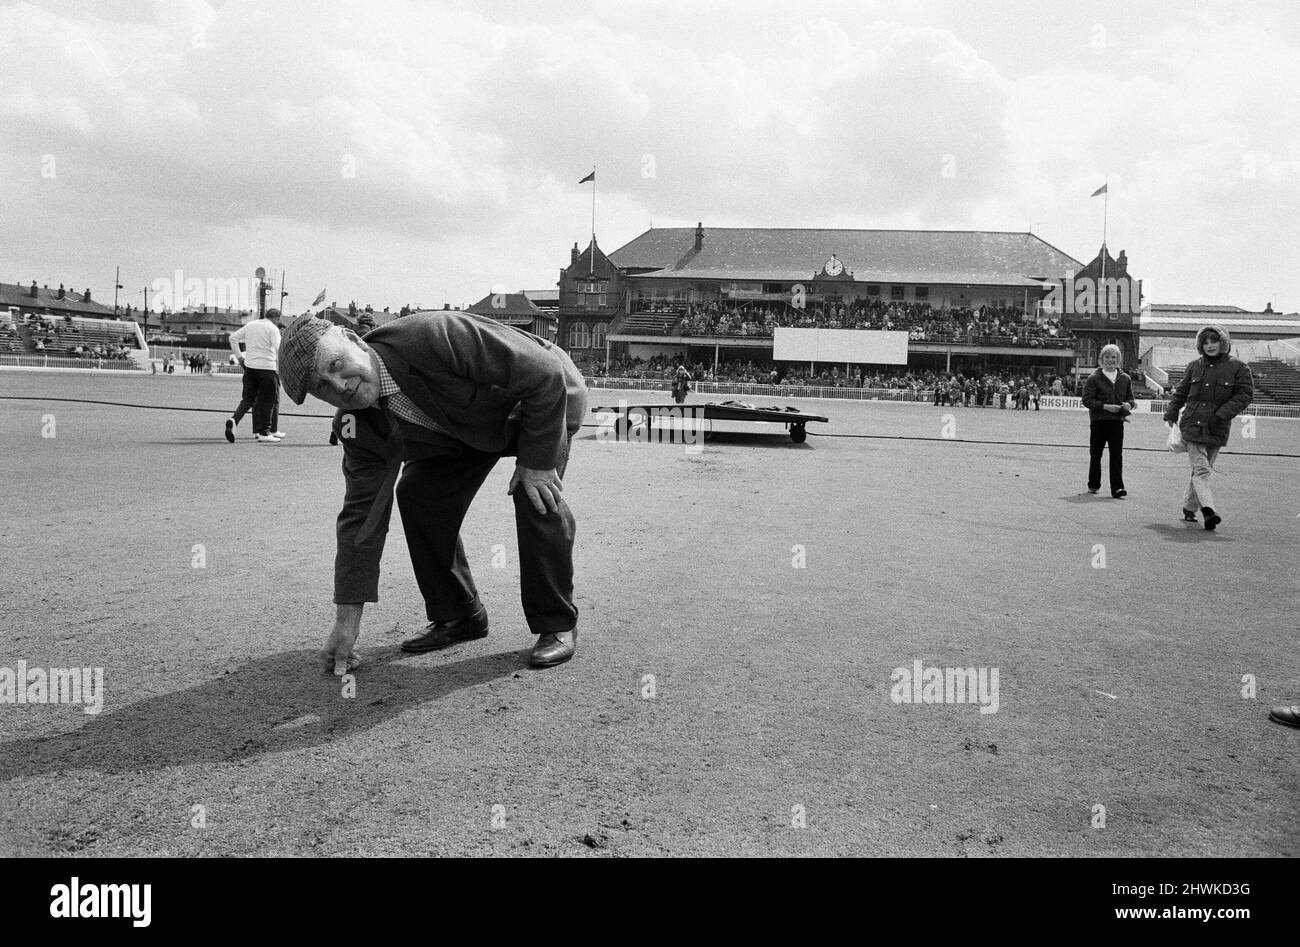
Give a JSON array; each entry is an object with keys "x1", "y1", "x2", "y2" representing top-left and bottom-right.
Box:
[{"x1": 823, "y1": 256, "x2": 844, "y2": 277}]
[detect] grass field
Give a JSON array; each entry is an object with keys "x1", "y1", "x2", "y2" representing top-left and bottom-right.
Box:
[{"x1": 1, "y1": 369, "x2": 1297, "y2": 857}]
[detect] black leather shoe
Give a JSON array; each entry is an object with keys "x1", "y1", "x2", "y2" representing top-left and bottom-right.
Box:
[
  {"x1": 1112, "y1": 489, "x2": 1127, "y2": 499},
  {"x1": 529, "y1": 630, "x2": 576, "y2": 668},
  {"x1": 1202, "y1": 507, "x2": 1221, "y2": 531},
  {"x1": 1087, "y1": 487, "x2": 1099, "y2": 494},
  {"x1": 401, "y1": 605, "x2": 489, "y2": 653},
  {"x1": 1268, "y1": 706, "x2": 1300, "y2": 729}
]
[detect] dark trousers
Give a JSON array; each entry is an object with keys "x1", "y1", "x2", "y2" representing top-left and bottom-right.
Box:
[
  {"x1": 1088, "y1": 420, "x2": 1125, "y2": 493},
  {"x1": 234, "y1": 367, "x2": 279, "y2": 434},
  {"x1": 394, "y1": 429, "x2": 577, "y2": 636}
]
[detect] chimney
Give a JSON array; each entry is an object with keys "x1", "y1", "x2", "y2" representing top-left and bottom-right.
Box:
[
  {"x1": 1264, "y1": 301, "x2": 1274, "y2": 313},
  {"x1": 29, "y1": 281, "x2": 37, "y2": 298},
  {"x1": 694, "y1": 222, "x2": 704, "y2": 253},
  {"x1": 571, "y1": 242, "x2": 580, "y2": 265},
  {"x1": 1116, "y1": 249, "x2": 1128, "y2": 273},
  {"x1": 83, "y1": 288, "x2": 91, "y2": 302},
  {"x1": 57, "y1": 283, "x2": 65, "y2": 299}
]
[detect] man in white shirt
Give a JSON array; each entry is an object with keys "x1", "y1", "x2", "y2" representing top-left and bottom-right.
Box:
[{"x1": 226, "y1": 312, "x2": 284, "y2": 443}]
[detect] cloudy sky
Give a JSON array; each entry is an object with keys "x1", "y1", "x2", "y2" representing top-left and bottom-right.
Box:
[{"x1": 2, "y1": 0, "x2": 1297, "y2": 315}]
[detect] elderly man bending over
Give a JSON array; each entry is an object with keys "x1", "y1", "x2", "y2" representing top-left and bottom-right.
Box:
[{"x1": 278, "y1": 310, "x2": 587, "y2": 672}]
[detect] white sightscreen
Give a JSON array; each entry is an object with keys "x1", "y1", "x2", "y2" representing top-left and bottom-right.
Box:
[{"x1": 772, "y1": 328, "x2": 909, "y2": 364}]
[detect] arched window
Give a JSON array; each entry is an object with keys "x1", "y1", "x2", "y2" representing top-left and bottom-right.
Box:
[
  {"x1": 1079, "y1": 337, "x2": 1097, "y2": 365},
  {"x1": 592, "y1": 321, "x2": 607, "y2": 350},
  {"x1": 568, "y1": 321, "x2": 590, "y2": 349}
]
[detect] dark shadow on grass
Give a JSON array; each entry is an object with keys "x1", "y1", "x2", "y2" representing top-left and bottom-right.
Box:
[
  {"x1": 0, "y1": 645, "x2": 522, "y2": 780},
  {"x1": 1145, "y1": 523, "x2": 1233, "y2": 543},
  {"x1": 1061, "y1": 493, "x2": 1111, "y2": 504},
  {"x1": 575, "y1": 430, "x2": 814, "y2": 449},
  {"x1": 143, "y1": 439, "x2": 334, "y2": 448},
  {"x1": 701, "y1": 431, "x2": 815, "y2": 448}
]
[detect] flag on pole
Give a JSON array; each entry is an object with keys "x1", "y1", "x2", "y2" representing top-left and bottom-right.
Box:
[
  {"x1": 312, "y1": 288, "x2": 326, "y2": 306},
  {"x1": 579, "y1": 171, "x2": 595, "y2": 184},
  {"x1": 1090, "y1": 183, "x2": 1108, "y2": 197}
]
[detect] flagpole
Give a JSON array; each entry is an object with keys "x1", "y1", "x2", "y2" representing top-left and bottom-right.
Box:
[
  {"x1": 1101, "y1": 175, "x2": 1108, "y2": 319},
  {"x1": 590, "y1": 164, "x2": 596, "y2": 277},
  {"x1": 1103, "y1": 174, "x2": 1108, "y2": 251}
]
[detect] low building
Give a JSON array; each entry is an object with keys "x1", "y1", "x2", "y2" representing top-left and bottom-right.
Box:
[
  {"x1": 0, "y1": 281, "x2": 118, "y2": 320},
  {"x1": 466, "y1": 291, "x2": 556, "y2": 340}
]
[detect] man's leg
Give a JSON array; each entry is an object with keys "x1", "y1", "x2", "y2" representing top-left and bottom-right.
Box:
[
  {"x1": 253, "y1": 366, "x2": 276, "y2": 434},
  {"x1": 269, "y1": 372, "x2": 280, "y2": 434},
  {"x1": 395, "y1": 450, "x2": 499, "y2": 622},
  {"x1": 514, "y1": 436, "x2": 578, "y2": 636},
  {"x1": 231, "y1": 368, "x2": 257, "y2": 424}
]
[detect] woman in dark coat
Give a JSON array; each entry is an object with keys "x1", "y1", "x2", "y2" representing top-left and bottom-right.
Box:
[
  {"x1": 1081, "y1": 344, "x2": 1135, "y2": 498},
  {"x1": 1162, "y1": 325, "x2": 1254, "y2": 530}
]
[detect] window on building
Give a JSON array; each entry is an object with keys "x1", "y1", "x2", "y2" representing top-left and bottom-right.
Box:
[
  {"x1": 762, "y1": 283, "x2": 784, "y2": 294},
  {"x1": 598, "y1": 294, "x2": 606, "y2": 306},
  {"x1": 866, "y1": 285, "x2": 880, "y2": 296},
  {"x1": 592, "y1": 321, "x2": 607, "y2": 350},
  {"x1": 568, "y1": 322, "x2": 590, "y2": 349},
  {"x1": 890, "y1": 286, "x2": 905, "y2": 300},
  {"x1": 914, "y1": 286, "x2": 929, "y2": 300}
]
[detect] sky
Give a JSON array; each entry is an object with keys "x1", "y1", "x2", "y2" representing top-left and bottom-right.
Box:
[{"x1": 2, "y1": 0, "x2": 1297, "y2": 315}]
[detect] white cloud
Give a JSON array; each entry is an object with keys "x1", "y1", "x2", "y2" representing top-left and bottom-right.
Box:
[{"x1": 0, "y1": 0, "x2": 1295, "y2": 311}]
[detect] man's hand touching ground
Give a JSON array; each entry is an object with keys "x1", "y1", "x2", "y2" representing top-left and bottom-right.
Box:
[
  {"x1": 323, "y1": 603, "x2": 364, "y2": 676},
  {"x1": 508, "y1": 464, "x2": 563, "y2": 515}
]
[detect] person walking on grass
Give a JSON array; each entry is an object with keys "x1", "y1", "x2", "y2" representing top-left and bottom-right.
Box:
[
  {"x1": 1081, "y1": 344, "x2": 1135, "y2": 499},
  {"x1": 1161, "y1": 325, "x2": 1253, "y2": 531}
]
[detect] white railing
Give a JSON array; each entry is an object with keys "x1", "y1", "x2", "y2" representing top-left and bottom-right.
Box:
[{"x1": 0, "y1": 355, "x2": 140, "y2": 371}]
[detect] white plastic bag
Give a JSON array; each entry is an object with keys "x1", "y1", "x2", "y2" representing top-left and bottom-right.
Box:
[{"x1": 1166, "y1": 424, "x2": 1187, "y2": 454}]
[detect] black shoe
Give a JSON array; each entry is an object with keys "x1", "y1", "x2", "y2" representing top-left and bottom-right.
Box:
[
  {"x1": 400, "y1": 604, "x2": 489, "y2": 653},
  {"x1": 530, "y1": 630, "x2": 576, "y2": 668},
  {"x1": 1112, "y1": 489, "x2": 1127, "y2": 499},
  {"x1": 1182, "y1": 509, "x2": 1198, "y2": 522},
  {"x1": 1201, "y1": 507, "x2": 1221, "y2": 531},
  {"x1": 1087, "y1": 487, "x2": 1099, "y2": 494},
  {"x1": 224, "y1": 418, "x2": 236, "y2": 443},
  {"x1": 1269, "y1": 706, "x2": 1300, "y2": 729}
]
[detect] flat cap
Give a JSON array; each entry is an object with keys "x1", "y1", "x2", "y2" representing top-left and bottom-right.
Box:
[{"x1": 278, "y1": 314, "x2": 335, "y2": 404}]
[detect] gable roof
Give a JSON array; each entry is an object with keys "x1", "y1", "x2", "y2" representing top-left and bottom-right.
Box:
[
  {"x1": 607, "y1": 228, "x2": 1083, "y2": 287},
  {"x1": 0, "y1": 281, "x2": 117, "y2": 315},
  {"x1": 564, "y1": 240, "x2": 618, "y2": 279},
  {"x1": 466, "y1": 291, "x2": 550, "y2": 325}
]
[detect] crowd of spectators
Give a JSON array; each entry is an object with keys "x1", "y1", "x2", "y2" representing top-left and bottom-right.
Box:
[
  {"x1": 0, "y1": 318, "x2": 20, "y2": 352},
  {"x1": 582, "y1": 352, "x2": 1081, "y2": 397},
  {"x1": 23, "y1": 313, "x2": 138, "y2": 360},
  {"x1": 658, "y1": 296, "x2": 1073, "y2": 349}
]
